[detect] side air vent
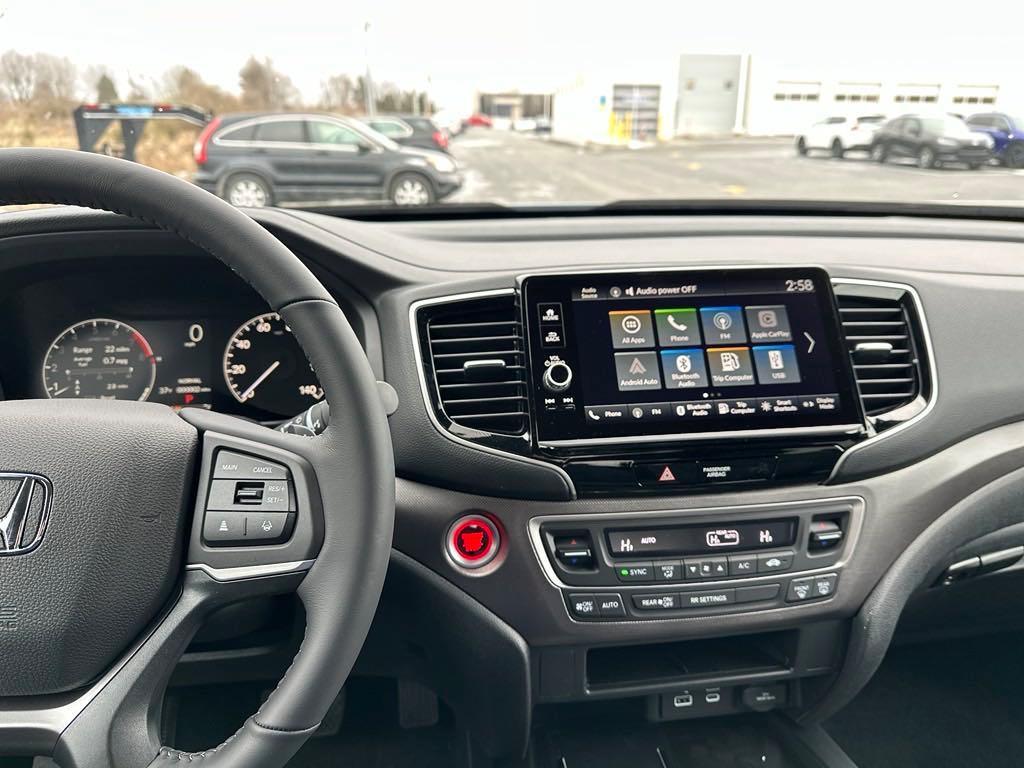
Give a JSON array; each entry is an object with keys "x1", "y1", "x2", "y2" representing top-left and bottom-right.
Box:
[
  {"x1": 422, "y1": 293, "x2": 529, "y2": 436},
  {"x1": 836, "y1": 287, "x2": 928, "y2": 422}
]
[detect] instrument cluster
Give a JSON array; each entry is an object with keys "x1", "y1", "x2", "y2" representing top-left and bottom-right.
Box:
[{"x1": 0, "y1": 253, "x2": 329, "y2": 422}]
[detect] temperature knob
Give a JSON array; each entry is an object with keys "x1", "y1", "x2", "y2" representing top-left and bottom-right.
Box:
[{"x1": 542, "y1": 361, "x2": 574, "y2": 392}]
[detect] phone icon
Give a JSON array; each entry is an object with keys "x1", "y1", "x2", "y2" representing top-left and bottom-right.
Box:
[
  {"x1": 667, "y1": 314, "x2": 688, "y2": 332},
  {"x1": 586, "y1": 409, "x2": 602, "y2": 421}
]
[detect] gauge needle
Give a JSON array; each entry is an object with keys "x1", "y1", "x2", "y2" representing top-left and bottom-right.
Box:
[
  {"x1": 240, "y1": 360, "x2": 281, "y2": 401},
  {"x1": 52, "y1": 385, "x2": 70, "y2": 396}
]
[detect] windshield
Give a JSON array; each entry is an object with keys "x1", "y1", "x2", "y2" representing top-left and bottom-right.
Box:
[
  {"x1": 1, "y1": 3, "x2": 1021, "y2": 210},
  {"x1": 921, "y1": 117, "x2": 974, "y2": 137}
]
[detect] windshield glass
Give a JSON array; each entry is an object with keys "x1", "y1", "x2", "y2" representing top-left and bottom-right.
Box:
[
  {"x1": 1, "y1": 2, "x2": 1021, "y2": 210},
  {"x1": 922, "y1": 117, "x2": 973, "y2": 136}
]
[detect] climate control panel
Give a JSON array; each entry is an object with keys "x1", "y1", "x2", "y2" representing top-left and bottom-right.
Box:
[{"x1": 529, "y1": 497, "x2": 860, "y2": 622}]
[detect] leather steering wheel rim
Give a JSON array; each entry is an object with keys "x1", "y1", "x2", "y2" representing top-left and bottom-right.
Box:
[{"x1": 0, "y1": 148, "x2": 395, "y2": 767}]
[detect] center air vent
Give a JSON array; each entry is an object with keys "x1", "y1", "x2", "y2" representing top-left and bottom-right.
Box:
[
  {"x1": 836, "y1": 286, "x2": 928, "y2": 422},
  {"x1": 421, "y1": 293, "x2": 529, "y2": 436}
]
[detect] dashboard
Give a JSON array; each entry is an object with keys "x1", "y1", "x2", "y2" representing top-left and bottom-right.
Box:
[{"x1": 9, "y1": 204, "x2": 1024, "y2": 760}]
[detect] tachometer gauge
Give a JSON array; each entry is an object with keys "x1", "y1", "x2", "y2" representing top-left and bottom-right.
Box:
[
  {"x1": 42, "y1": 318, "x2": 156, "y2": 401},
  {"x1": 223, "y1": 312, "x2": 323, "y2": 416}
]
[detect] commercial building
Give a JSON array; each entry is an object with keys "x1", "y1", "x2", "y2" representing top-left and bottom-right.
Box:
[{"x1": 549, "y1": 54, "x2": 1023, "y2": 145}]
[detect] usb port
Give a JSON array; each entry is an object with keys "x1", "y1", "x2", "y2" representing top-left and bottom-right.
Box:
[
  {"x1": 233, "y1": 481, "x2": 265, "y2": 505},
  {"x1": 705, "y1": 690, "x2": 721, "y2": 704},
  {"x1": 673, "y1": 693, "x2": 693, "y2": 708}
]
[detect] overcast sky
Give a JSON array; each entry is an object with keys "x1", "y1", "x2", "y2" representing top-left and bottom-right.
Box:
[{"x1": 3, "y1": 1, "x2": 1023, "y2": 110}]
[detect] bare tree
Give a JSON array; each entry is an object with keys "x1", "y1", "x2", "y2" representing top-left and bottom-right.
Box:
[
  {"x1": 320, "y1": 73, "x2": 357, "y2": 114},
  {"x1": 32, "y1": 54, "x2": 77, "y2": 107},
  {"x1": 238, "y1": 56, "x2": 298, "y2": 111},
  {"x1": 0, "y1": 50, "x2": 36, "y2": 104},
  {"x1": 162, "y1": 66, "x2": 239, "y2": 114}
]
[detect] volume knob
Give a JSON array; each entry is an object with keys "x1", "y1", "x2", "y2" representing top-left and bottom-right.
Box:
[{"x1": 542, "y1": 361, "x2": 573, "y2": 392}]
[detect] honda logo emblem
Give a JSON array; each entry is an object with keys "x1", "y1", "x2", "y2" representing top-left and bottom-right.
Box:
[{"x1": 0, "y1": 473, "x2": 52, "y2": 555}]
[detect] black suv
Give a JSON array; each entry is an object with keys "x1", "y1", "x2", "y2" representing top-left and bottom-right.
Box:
[
  {"x1": 868, "y1": 113, "x2": 994, "y2": 169},
  {"x1": 361, "y1": 114, "x2": 451, "y2": 154},
  {"x1": 193, "y1": 112, "x2": 463, "y2": 207}
]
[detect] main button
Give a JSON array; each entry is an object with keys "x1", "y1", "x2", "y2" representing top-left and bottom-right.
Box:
[{"x1": 213, "y1": 450, "x2": 289, "y2": 480}]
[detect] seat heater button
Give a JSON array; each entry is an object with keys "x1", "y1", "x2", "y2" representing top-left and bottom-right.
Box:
[
  {"x1": 203, "y1": 511, "x2": 246, "y2": 544},
  {"x1": 213, "y1": 450, "x2": 289, "y2": 480}
]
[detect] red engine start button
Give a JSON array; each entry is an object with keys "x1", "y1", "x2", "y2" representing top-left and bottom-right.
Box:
[{"x1": 447, "y1": 515, "x2": 500, "y2": 569}]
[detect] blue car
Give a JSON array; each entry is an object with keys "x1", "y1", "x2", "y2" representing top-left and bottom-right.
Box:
[{"x1": 967, "y1": 112, "x2": 1024, "y2": 167}]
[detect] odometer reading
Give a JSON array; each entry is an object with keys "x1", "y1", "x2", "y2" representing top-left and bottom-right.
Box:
[
  {"x1": 42, "y1": 318, "x2": 156, "y2": 401},
  {"x1": 223, "y1": 312, "x2": 323, "y2": 416}
]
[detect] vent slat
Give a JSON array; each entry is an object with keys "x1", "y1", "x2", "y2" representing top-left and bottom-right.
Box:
[
  {"x1": 422, "y1": 294, "x2": 529, "y2": 436},
  {"x1": 838, "y1": 293, "x2": 923, "y2": 419}
]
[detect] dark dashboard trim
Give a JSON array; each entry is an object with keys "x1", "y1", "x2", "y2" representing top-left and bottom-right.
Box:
[{"x1": 298, "y1": 198, "x2": 1024, "y2": 225}]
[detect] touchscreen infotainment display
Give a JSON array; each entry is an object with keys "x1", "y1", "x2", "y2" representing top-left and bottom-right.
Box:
[{"x1": 522, "y1": 267, "x2": 863, "y2": 445}]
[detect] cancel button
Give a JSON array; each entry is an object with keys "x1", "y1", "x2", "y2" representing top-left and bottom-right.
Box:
[{"x1": 681, "y1": 589, "x2": 736, "y2": 609}]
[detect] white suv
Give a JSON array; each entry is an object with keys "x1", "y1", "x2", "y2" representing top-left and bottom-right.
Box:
[{"x1": 796, "y1": 115, "x2": 886, "y2": 158}]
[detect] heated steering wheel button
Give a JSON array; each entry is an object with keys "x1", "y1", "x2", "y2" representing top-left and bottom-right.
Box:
[
  {"x1": 213, "y1": 450, "x2": 289, "y2": 481},
  {"x1": 203, "y1": 511, "x2": 246, "y2": 544},
  {"x1": 245, "y1": 512, "x2": 293, "y2": 542}
]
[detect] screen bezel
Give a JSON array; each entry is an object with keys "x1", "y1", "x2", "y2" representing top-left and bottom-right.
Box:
[{"x1": 520, "y1": 266, "x2": 866, "y2": 447}]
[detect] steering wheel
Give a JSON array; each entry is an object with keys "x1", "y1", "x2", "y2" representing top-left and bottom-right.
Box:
[{"x1": 0, "y1": 149, "x2": 395, "y2": 767}]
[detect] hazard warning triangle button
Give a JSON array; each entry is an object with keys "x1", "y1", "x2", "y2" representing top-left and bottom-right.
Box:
[{"x1": 637, "y1": 462, "x2": 689, "y2": 487}]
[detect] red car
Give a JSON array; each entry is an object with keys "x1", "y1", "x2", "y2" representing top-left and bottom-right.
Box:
[{"x1": 465, "y1": 113, "x2": 493, "y2": 128}]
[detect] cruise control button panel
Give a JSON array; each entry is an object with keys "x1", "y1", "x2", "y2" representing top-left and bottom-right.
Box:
[{"x1": 202, "y1": 450, "x2": 297, "y2": 547}]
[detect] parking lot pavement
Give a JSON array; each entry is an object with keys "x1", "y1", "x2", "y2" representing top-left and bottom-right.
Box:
[{"x1": 447, "y1": 128, "x2": 1024, "y2": 205}]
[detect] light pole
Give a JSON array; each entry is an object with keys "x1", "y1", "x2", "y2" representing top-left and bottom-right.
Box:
[{"x1": 363, "y1": 21, "x2": 376, "y2": 117}]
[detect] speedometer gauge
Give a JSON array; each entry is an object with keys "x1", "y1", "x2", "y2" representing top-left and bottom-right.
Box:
[
  {"x1": 223, "y1": 312, "x2": 323, "y2": 416},
  {"x1": 42, "y1": 318, "x2": 156, "y2": 401}
]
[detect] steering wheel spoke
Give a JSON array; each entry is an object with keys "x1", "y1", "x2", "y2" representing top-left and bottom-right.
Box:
[
  {"x1": 177, "y1": 409, "x2": 325, "y2": 584},
  {"x1": 1, "y1": 565, "x2": 306, "y2": 767}
]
